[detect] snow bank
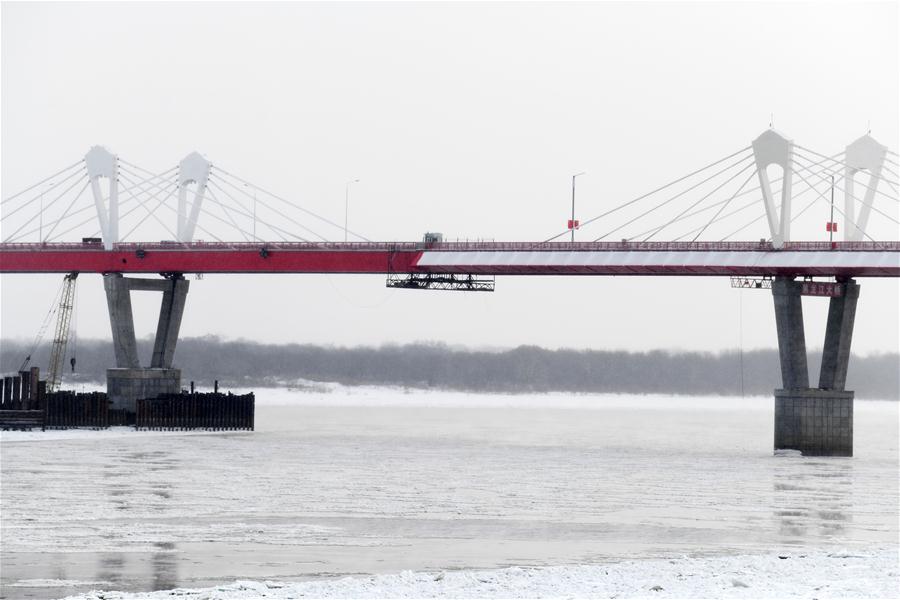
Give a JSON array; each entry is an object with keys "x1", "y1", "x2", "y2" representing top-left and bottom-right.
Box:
[{"x1": 63, "y1": 547, "x2": 899, "y2": 599}]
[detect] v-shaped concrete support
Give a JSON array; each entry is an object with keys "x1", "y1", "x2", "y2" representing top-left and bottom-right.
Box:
[
  {"x1": 771, "y1": 276, "x2": 859, "y2": 456},
  {"x1": 772, "y1": 277, "x2": 860, "y2": 392},
  {"x1": 103, "y1": 274, "x2": 189, "y2": 369}
]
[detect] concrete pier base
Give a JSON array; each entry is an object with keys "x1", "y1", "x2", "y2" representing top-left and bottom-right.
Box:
[
  {"x1": 774, "y1": 389, "x2": 853, "y2": 457},
  {"x1": 107, "y1": 368, "x2": 181, "y2": 412}
]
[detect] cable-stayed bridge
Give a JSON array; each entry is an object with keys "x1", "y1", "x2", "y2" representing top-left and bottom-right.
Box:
[{"x1": 1, "y1": 128, "x2": 898, "y2": 456}]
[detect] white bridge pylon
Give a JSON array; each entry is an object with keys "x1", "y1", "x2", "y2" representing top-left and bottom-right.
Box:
[
  {"x1": 844, "y1": 134, "x2": 888, "y2": 242},
  {"x1": 85, "y1": 146, "x2": 120, "y2": 250},
  {"x1": 752, "y1": 129, "x2": 795, "y2": 249},
  {"x1": 176, "y1": 152, "x2": 211, "y2": 243}
]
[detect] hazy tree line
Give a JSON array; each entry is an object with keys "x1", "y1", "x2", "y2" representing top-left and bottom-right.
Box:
[{"x1": 1, "y1": 337, "x2": 897, "y2": 399}]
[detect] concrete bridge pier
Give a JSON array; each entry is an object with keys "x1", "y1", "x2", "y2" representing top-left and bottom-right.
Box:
[
  {"x1": 103, "y1": 273, "x2": 188, "y2": 412},
  {"x1": 772, "y1": 276, "x2": 858, "y2": 457}
]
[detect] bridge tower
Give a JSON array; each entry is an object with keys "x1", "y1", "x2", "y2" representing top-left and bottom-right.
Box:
[
  {"x1": 843, "y1": 134, "x2": 888, "y2": 241},
  {"x1": 768, "y1": 131, "x2": 892, "y2": 456},
  {"x1": 176, "y1": 152, "x2": 211, "y2": 243},
  {"x1": 751, "y1": 129, "x2": 795, "y2": 250},
  {"x1": 85, "y1": 146, "x2": 120, "y2": 251}
]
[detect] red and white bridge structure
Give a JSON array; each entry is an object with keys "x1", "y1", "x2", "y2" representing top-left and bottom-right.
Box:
[
  {"x1": 1, "y1": 128, "x2": 898, "y2": 455},
  {"x1": 0, "y1": 240, "x2": 896, "y2": 278}
]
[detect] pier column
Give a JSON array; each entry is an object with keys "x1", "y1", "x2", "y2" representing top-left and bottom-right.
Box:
[
  {"x1": 819, "y1": 280, "x2": 860, "y2": 391},
  {"x1": 772, "y1": 277, "x2": 808, "y2": 389},
  {"x1": 772, "y1": 277, "x2": 857, "y2": 457},
  {"x1": 104, "y1": 274, "x2": 140, "y2": 368},
  {"x1": 151, "y1": 276, "x2": 189, "y2": 369}
]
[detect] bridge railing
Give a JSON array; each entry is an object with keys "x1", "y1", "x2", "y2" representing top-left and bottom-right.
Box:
[{"x1": 0, "y1": 241, "x2": 898, "y2": 252}]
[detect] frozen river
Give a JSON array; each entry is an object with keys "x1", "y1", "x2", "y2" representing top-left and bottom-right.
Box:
[{"x1": 1, "y1": 388, "x2": 898, "y2": 599}]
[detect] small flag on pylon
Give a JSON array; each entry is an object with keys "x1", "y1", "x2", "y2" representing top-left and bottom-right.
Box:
[
  {"x1": 826, "y1": 222, "x2": 838, "y2": 232},
  {"x1": 567, "y1": 219, "x2": 580, "y2": 230}
]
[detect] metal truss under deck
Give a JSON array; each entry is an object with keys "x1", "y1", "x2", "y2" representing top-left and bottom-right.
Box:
[
  {"x1": 730, "y1": 276, "x2": 773, "y2": 290},
  {"x1": 386, "y1": 273, "x2": 495, "y2": 292},
  {"x1": 731, "y1": 276, "x2": 845, "y2": 297}
]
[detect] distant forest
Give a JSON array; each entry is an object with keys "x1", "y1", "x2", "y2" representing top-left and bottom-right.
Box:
[{"x1": 1, "y1": 337, "x2": 897, "y2": 399}]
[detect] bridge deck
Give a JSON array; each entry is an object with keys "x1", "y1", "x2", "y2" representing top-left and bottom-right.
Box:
[{"x1": 1, "y1": 241, "x2": 898, "y2": 277}]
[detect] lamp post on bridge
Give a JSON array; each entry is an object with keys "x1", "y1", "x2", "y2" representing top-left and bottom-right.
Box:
[
  {"x1": 570, "y1": 172, "x2": 585, "y2": 242},
  {"x1": 829, "y1": 175, "x2": 835, "y2": 244},
  {"x1": 345, "y1": 178, "x2": 359, "y2": 243}
]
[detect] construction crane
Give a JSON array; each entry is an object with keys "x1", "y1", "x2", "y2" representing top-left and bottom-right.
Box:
[{"x1": 47, "y1": 272, "x2": 78, "y2": 392}]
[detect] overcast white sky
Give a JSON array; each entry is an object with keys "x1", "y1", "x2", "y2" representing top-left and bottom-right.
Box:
[{"x1": 1, "y1": 1, "x2": 898, "y2": 356}]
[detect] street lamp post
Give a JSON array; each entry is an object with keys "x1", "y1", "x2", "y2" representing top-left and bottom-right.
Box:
[
  {"x1": 345, "y1": 178, "x2": 359, "y2": 242},
  {"x1": 829, "y1": 175, "x2": 835, "y2": 244},
  {"x1": 571, "y1": 172, "x2": 585, "y2": 242}
]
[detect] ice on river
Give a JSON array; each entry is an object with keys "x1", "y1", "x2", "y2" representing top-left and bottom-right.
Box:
[{"x1": 2, "y1": 387, "x2": 898, "y2": 599}]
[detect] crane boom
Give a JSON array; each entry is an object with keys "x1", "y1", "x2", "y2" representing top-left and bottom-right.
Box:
[{"x1": 47, "y1": 272, "x2": 78, "y2": 392}]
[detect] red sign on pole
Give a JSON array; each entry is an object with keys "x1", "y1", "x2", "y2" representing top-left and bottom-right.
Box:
[
  {"x1": 826, "y1": 222, "x2": 838, "y2": 232},
  {"x1": 567, "y1": 219, "x2": 580, "y2": 230}
]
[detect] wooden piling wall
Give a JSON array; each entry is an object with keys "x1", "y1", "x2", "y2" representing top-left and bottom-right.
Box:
[
  {"x1": 0, "y1": 372, "x2": 41, "y2": 411},
  {"x1": 136, "y1": 392, "x2": 255, "y2": 431},
  {"x1": 44, "y1": 391, "x2": 109, "y2": 429}
]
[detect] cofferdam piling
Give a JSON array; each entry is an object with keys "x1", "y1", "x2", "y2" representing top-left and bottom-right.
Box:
[{"x1": 0, "y1": 368, "x2": 254, "y2": 431}]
